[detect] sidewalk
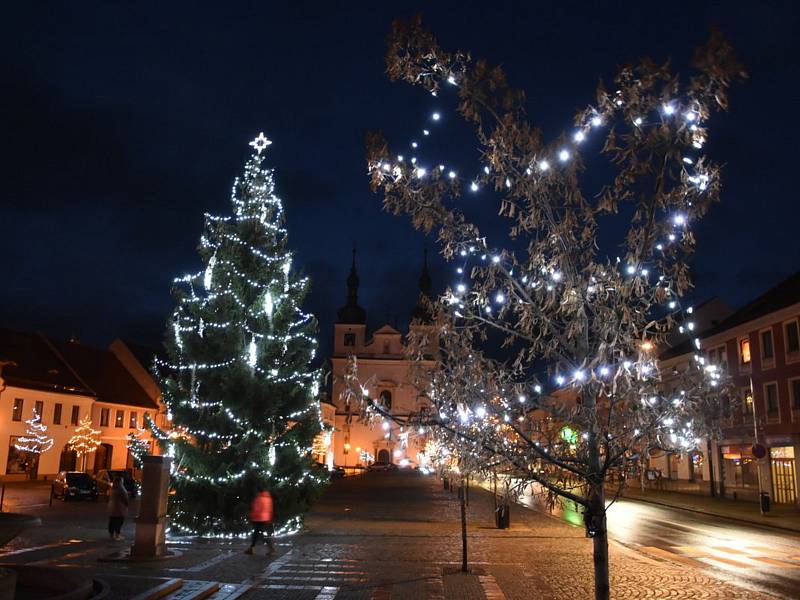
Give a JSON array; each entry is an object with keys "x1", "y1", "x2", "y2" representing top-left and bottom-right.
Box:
[{"x1": 619, "y1": 486, "x2": 800, "y2": 533}]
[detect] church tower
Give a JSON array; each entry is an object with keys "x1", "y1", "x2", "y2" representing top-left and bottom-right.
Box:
[
  {"x1": 333, "y1": 247, "x2": 367, "y2": 356},
  {"x1": 409, "y1": 249, "x2": 437, "y2": 357}
]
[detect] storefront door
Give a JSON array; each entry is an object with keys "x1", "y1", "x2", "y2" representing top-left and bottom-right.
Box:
[{"x1": 770, "y1": 447, "x2": 797, "y2": 504}]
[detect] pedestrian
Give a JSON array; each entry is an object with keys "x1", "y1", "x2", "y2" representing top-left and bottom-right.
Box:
[
  {"x1": 108, "y1": 476, "x2": 129, "y2": 540},
  {"x1": 245, "y1": 486, "x2": 274, "y2": 555}
]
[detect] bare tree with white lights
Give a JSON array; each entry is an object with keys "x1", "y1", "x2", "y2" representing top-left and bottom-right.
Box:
[{"x1": 354, "y1": 17, "x2": 744, "y2": 600}]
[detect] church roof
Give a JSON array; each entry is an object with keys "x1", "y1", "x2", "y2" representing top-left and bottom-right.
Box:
[{"x1": 373, "y1": 325, "x2": 401, "y2": 335}]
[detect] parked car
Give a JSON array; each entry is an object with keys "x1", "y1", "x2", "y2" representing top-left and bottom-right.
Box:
[
  {"x1": 51, "y1": 471, "x2": 98, "y2": 501},
  {"x1": 330, "y1": 466, "x2": 346, "y2": 479},
  {"x1": 367, "y1": 461, "x2": 397, "y2": 472},
  {"x1": 94, "y1": 469, "x2": 139, "y2": 497}
]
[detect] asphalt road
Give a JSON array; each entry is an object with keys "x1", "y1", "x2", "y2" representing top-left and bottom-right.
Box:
[{"x1": 518, "y1": 488, "x2": 800, "y2": 599}]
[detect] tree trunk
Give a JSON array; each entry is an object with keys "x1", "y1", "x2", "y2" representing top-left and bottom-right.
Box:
[
  {"x1": 589, "y1": 485, "x2": 610, "y2": 600},
  {"x1": 706, "y1": 438, "x2": 716, "y2": 498},
  {"x1": 460, "y1": 476, "x2": 468, "y2": 573}
]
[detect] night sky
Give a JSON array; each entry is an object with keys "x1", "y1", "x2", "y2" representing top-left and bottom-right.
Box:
[{"x1": 2, "y1": 1, "x2": 798, "y2": 359}]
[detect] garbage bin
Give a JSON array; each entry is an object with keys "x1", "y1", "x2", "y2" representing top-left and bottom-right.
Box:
[
  {"x1": 760, "y1": 491, "x2": 771, "y2": 513},
  {"x1": 495, "y1": 504, "x2": 510, "y2": 529}
]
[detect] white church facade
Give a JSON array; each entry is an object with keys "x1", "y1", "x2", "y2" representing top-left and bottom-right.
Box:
[{"x1": 327, "y1": 251, "x2": 435, "y2": 470}]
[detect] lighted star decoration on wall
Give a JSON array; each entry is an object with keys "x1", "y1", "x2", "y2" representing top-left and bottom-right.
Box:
[{"x1": 249, "y1": 132, "x2": 272, "y2": 155}]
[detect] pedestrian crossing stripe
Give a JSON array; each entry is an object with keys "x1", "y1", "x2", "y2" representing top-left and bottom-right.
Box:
[{"x1": 639, "y1": 545, "x2": 800, "y2": 570}]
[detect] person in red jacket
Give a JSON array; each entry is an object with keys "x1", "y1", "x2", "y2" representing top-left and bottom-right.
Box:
[{"x1": 245, "y1": 487, "x2": 274, "y2": 554}]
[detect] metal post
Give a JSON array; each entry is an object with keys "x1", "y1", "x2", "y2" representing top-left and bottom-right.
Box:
[
  {"x1": 750, "y1": 377, "x2": 766, "y2": 515},
  {"x1": 0, "y1": 484, "x2": 4, "y2": 512}
]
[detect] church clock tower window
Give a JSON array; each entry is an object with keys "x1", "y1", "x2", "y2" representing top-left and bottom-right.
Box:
[{"x1": 344, "y1": 333, "x2": 356, "y2": 346}]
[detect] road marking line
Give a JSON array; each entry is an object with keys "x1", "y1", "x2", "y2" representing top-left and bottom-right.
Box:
[
  {"x1": 712, "y1": 546, "x2": 748, "y2": 555},
  {"x1": 672, "y1": 545, "x2": 713, "y2": 557},
  {"x1": 315, "y1": 587, "x2": 338, "y2": 600},
  {"x1": 0, "y1": 540, "x2": 77, "y2": 557},
  {"x1": 169, "y1": 550, "x2": 234, "y2": 572},
  {"x1": 751, "y1": 557, "x2": 800, "y2": 568},
  {"x1": 702, "y1": 556, "x2": 752, "y2": 569},
  {"x1": 638, "y1": 546, "x2": 707, "y2": 568},
  {"x1": 478, "y1": 574, "x2": 507, "y2": 600}
]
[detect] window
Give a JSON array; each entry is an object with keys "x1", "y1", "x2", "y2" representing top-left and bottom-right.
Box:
[
  {"x1": 343, "y1": 333, "x2": 356, "y2": 347},
  {"x1": 743, "y1": 388, "x2": 754, "y2": 422},
  {"x1": 100, "y1": 408, "x2": 110, "y2": 427},
  {"x1": 12, "y1": 398, "x2": 24, "y2": 422},
  {"x1": 115, "y1": 410, "x2": 124, "y2": 428},
  {"x1": 53, "y1": 403, "x2": 62, "y2": 425},
  {"x1": 785, "y1": 320, "x2": 800, "y2": 357},
  {"x1": 379, "y1": 390, "x2": 392, "y2": 410},
  {"x1": 765, "y1": 382, "x2": 780, "y2": 423},
  {"x1": 70, "y1": 405, "x2": 80, "y2": 425},
  {"x1": 761, "y1": 329, "x2": 774, "y2": 361},
  {"x1": 790, "y1": 378, "x2": 800, "y2": 419},
  {"x1": 6, "y1": 437, "x2": 32, "y2": 475},
  {"x1": 739, "y1": 338, "x2": 751, "y2": 365},
  {"x1": 34, "y1": 400, "x2": 44, "y2": 420},
  {"x1": 708, "y1": 345, "x2": 728, "y2": 372},
  {"x1": 144, "y1": 412, "x2": 152, "y2": 427},
  {"x1": 129, "y1": 411, "x2": 137, "y2": 429}
]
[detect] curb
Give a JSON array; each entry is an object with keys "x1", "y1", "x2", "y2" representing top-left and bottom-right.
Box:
[{"x1": 623, "y1": 495, "x2": 800, "y2": 534}]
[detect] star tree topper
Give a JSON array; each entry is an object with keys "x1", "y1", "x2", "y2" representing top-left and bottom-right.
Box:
[{"x1": 249, "y1": 132, "x2": 272, "y2": 155}]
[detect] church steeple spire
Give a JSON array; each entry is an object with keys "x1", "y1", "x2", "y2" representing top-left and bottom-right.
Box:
[
  {"x1": 411, "y1": 248, "x2": 433, "y2": 324},
  {"x1": 337, "y1": 245, "x2": 367, "y2": 324}
]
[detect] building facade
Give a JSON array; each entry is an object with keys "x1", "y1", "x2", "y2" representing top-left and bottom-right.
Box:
[
  {"x1": 651, "y1": 273, "x2": 800, "y2": 507},
  {"x1": 0, "y1": 329, "x2": 166, "y2": 481},
  {"x1": 328, "y1": 251, "x2": 434, "y2": 470}
]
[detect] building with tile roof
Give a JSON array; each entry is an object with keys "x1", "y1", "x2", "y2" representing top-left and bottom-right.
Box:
[{"x1": 0, "y1": 328, "x2": 166, "y2": 480}]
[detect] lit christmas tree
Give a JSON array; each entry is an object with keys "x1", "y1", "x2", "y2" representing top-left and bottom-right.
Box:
[
  {"x1": 126, "y1": 428, "x2": 150, "y2": 469},
  {"x1": 155, "y1": 133, "x2": 325, "y2": 536},
  {"x1": 15, "y1": 410, "x2": 54, "y2": 455},
  {"x1": 67, "y1": 415, "x2": 101, "y2": 471}
]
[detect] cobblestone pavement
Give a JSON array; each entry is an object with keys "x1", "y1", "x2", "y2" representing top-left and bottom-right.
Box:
[{"x1": 1, "y1": 472, "x2": 792, "y2": 599}]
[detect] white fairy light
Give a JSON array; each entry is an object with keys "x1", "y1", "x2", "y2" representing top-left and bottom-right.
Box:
[
  {"x1": 555, "y1": 375, "x2": 565, "y2": 385},
  {"x1": 495, "y1": 293, "x2": 505, "y2": 303},
  {"x1": 470, "y1": 182, "x2": 479, "y2": 192},
  {"x1": 411, "y1": 142, "x2": 418, "y2": 148},
  {"x1": 416, "y1": 167, "x2": 427, "y2": 178},
  {"x1": 264, "y1": 291, "x2": 274, "y2": 317},
  {"x1": 538, "y1": 159, "x2": 550, "y2": 171},
  {"x1": 663, "y1": 103, "x2": 676, "y2": 115},
  {"x1": 423, "y1": 129, "x2": 430, "y2": 136},
  {"x1": 432, "y1": 112, "x2": 441, "y2": 121},
  {"x1": 634, "y1": 117, "x2": 643, "y2": 126},
  {"x1": 204, "y1": 255, "x2": 216, "y2": 290},
  {"x1": 248, "y1": 338, "x2": 257, "y2": 367},
  {"x1": 457, "y1": 283, "x2": 467, "y2": 293},
  {"x1": 673, "y1": 214, "x2": 686, "y2": 226},
  {"x1": 518, "y1": 395, "x2": 526, "y2": 403},
  {"x1": 476, "y1": 406, "x2": 486, "y2": 418},
  {"x1": 574, "y1": 131, "x2": 585, "y2": 143},
  {"x1": 448, "y1": 170, "x2": 456, "y2": 179},
  {"x1": 591, "y1": 115, "x2": 603, "y2": 127},
  {"x1": 559, "y1": 149, "x2": 570, "y2": 162}
]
